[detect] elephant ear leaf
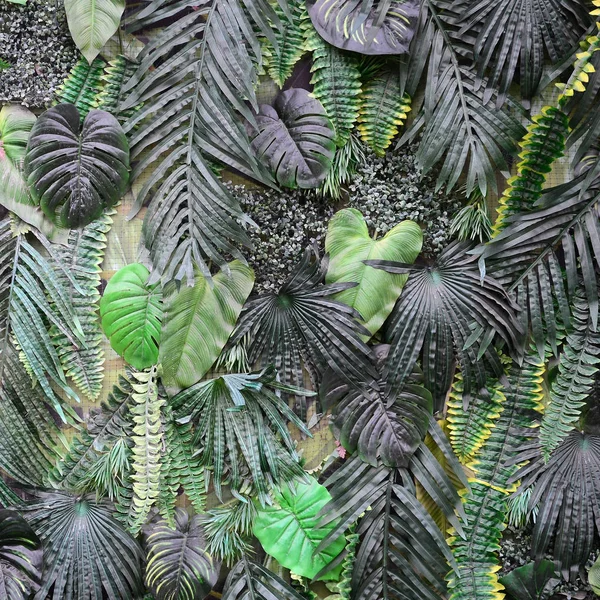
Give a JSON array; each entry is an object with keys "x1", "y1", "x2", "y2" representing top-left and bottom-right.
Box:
[
  {"x1": 306, "y1": 0, "x2": 420, "y2": 55},
  {"x1": 253, "y1": 477, "x2": 345, "y2": 581},
  {"x1": 325, "y1": 208, "x2": 422, "y2": 338},
  {"x1": 64, "y1": 0, "x2": 125, "y2": 63},
  {"x1": 24, "y1": 103, "x2": 129, "y2": 228},
  {"x1": 0, "y1": 510, "x2": 42, "y2": 600},
  {"x1": 250, "y1": 88, "x2": 335, "y2": 189},
  {"x1": 160, "y1": 261, "x2": 255, "y2": 396},
  {"x1": 100, "y1": 263, "x2": 163, "y2": 370}
]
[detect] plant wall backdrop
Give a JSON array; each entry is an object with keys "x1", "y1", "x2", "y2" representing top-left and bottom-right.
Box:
[{"x1": 4, "y1": 0, "x2": 600, "y2": 598}]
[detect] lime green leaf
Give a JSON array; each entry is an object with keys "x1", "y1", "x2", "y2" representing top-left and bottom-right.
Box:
[
  {"x1": 253, "y1": 477, "x2": 345, "y2": 581},
  {"x1": 160, "y1": 261, "x2": 254, "y2": 396},
  {"x1": 325, "y1": 208, "x2": 422, "y2": 337},
  {"x1": 64, "y1": 0, "x2": 125, "y2": 63},
  {"x1": 99, "y1": 263, "x2": 163, "y2": 370}
]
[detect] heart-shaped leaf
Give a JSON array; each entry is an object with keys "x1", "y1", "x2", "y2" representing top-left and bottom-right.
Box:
[
  {"x1": 160, "y1": 261, "x2": 255, "y2": 396},
  {"x1": 250, "y1": 88, "x2": 335, "y2": 189},
  {"x1": 64, "y1": 0, "x2": 125, "y2": 63},
  {"x1": 325, "y1": 208, "x2": 422, "y2": 338},
  {"x1": 99, "y1": 263, "x2": 163, "y2": 370},
  {"x1": 306, "y1": 0, "x2": 420, "y2": 55},
  {"x1": 24, "y1": 103, "x2": 129, "y2": 228},
  {"x1": 253, "y1": 477, "x2": 345, "y2": 581}
]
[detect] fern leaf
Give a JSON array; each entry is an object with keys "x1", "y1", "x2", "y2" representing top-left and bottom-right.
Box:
[
  {"x1": 96, "y1": 55, "x2": 139, "y2": 120},
  {"x1": 447, "y1": 354, "x2": 544, "y2": 600},
  {"x1": 268, "y1": 0, "x2": 306, "y2": 87},
  {"x1": 539, "y1": 289, "x2": 600, "y2": 460},
  {"x1": 447, "y1": 375, "x2": 506, "y2": 464},
  {"x1": 54, "y1": 56, "x2": 105, "y2": 118},
  {"x1": 493, "y1": 105, "x2": 569, "y2": 236},
  {"x1": 50, "y1": 211, "x2": 112, "y2": 400},
  {"x1": 304, "y1": 23, "x2": 361, "y2": 147}
]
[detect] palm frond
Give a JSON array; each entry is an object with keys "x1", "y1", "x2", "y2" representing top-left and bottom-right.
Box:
[
  {"x1": 120, "y1": 0, "x2": 281, "y2": 283},
  {"x1": 447, "y1": 354, "x2": 544, "y2": 600},
  {"x1": 96, "y1": 55, "x2": 139, "y2": 119},
  {"x1": 319, "y1": 132, "x2": 365, "y2": 199},
  {"x1": 450, "y1": 195, "x2": 493, "y2": 243},
  {"x1": 54, "y1": 56, "x2": 105, "y2": 118},
  {"x1": 304, "y1": 22, "x2": 362, "y2": 148}
]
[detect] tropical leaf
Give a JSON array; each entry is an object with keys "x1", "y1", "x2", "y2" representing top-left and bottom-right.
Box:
[
  {"x1": 0, "y1": 510, "x2": 42, "y2": 600},
  {"x1": 173, "y1": 367, "x2": 311, "y2": 503},
  {"x1": 144, "y1": 509, "x2": 220, "y2": 600},
  {"x1": 160, "y1": 261, "x2": 254, "y2": 396},
  {"x1": 325, "y1": 208, "x2": 422, "y2": 338},
  {"x1": 51, "y1": 211, "x2": 112, "y2": 400},
  {"x1": 499, "y1": 560, "x2": 560, "y2": 600},
  {"x1": 230, "y1": 247, "x2": 378, "y2": 420},
  {"x1": 96, "y1": 55, "x2": 140, "y2": 120},
  {"x1": 21, "y1": 491, "x2": 144, "y2": 600},
  {"x1": 64, "y1": 0, "x2": 125, "y2": 63},
  {"x1": 119, "y1": 0, "x2": 280, "y2": 283},
  {"x1": 306, "y1": 0, "x2": 420, "y2": 55},
  {"x1": 358, "y1": 63, "x2": 411, "y2": 156},
  {"x1": 369, "y1": 242, "x2": 523, "y2": 408},
  {"x1": 250, "y1": 88, "x2": 336, "y2": 189},
  {"x1": 24, "y1": 104, "x2": 130, "y2": 228},
  {"x1": 304, "y1": 24, "x2": 362, "y2": 147},
  {"x1": 100, "y1": 263, "x2": 163, "y2": 370},
  {"x1": 222, "y1": 558, "x2": 307, "y2": 600},
  {"x1": 54, "y1": 56, "x2": 105, "y2": 118}
]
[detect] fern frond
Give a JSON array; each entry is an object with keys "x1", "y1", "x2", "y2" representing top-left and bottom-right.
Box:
[
  {"x1": 358, "y1": 64, "x2": 410, "y2": 156},
  {"x1": 96, "y1": 55, "x2": 139, "y2": 120},
  {"x1": 539, "y1": 289, "x2": 600, "y2": 460},
  {"x1": 493, "y1": 105, "x2": 569, "y2": 236},
  {"x1": 304, "y1": 23, "x2": 361, "y2": 147},
  {"x1": 447, "y1": 355, "x2": 544, "y2": 600},
  {"x1": 50, "y1": 211, "x2": 112, "y2": 400},
  {"x1": 54, "y1": 56, "x2": 105, "y2": 118},
  {"x1": 447, "y1": 374, "x2": 506, "y2": 464},
  {"x1": 267, "y1": 0, "x2": 306, "y2": 87}
]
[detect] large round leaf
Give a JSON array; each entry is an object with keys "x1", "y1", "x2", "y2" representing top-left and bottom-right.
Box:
[
  {"x1": 144, "y1": 509, "x2": 220, "y2": 600},
  {"x1": 306, "y1": 0, "x2": 420, "y2": 55},
  {"x1": 253, "y1": 477, "x2": 345, "y2": 581},
  {"x1": 325, "y1": 208, "x2": 422, "y2": 338},
  {"x1": 0, "y1": 510, "x2": 42, "y2": 600},
  {"x1": 24, "y1": 103, "x2": 129, "y2": 228},
  {"x1": 250, "y1": 88, "x2": 335, "y2": 189},
  {"x1": 160, "y1": 261, "x2": 255, "y2": 396},
  {"x1": 100, "y1": 263, "x2": 163, "y2": 370},
  {"x1": 64, "y1": 0, "x2": 125, "y2": 63}
]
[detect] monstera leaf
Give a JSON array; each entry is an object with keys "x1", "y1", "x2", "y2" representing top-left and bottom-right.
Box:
[
  {"x1": 253, "y1": 477, "x2": 345, "y2": 581},
  {"x1": 24, "y1": 103, "x2": 129, "y2": 228},
  {"x1": 100, "y1": 263, "x2": 163, "y2": 370},
  {"x1": 306, "y1": 0, "x2": 420, "y2": 55},
  {"x1": 250, "y1": 88, "x2": 335, "y2": 189},
  {"x1": 144, "y1": 509, "x2": 220, "y2": 600},
  {"x1": 160, "y1": 261, "x2": 254, "y2": 396},
  {"x1": 0, "y1": 510, "x2": 42, "y2": 600},
  {"x1": 325, "y1": 208, "x2": 422, "y2": 338},
  {"x1": 64, "y1": 0, "x2": 125, "y2": 63}
]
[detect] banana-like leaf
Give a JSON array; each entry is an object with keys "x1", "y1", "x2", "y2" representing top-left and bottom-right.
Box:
[
  {"x1": 306, "y1": 0, "x2": 420, "y2": 55},
  {"x1": 0, "y1": 104, "x2": 36, "y2": 206},
  {"x1": 325, "y1": 208, "x2": 422, "y2": 338},
  {"x1": 64, "y1": 0, "x2": 125, "y2": 63},
  {"x1": 21, "y1": 491, "x2": 144, "y2": 600},
  {"x1": 100, "y1": 263, "x2": 163, "y2": 370},
  {"x1": 144, "y1": 509, "x2": 220, "y2": 600},
  {"x1": 160, "y1": 261, "x2": 254, "y2": 396},
  {"x1": 253, "y1": 477, "x2": 345, "y2": 581},
  {"x1": 0, "y1": 510, "x2": 42, "y2": 600},
  {"x1": 250, "y1": 88, "x2": 336, "y2": 189},
  {"x1": 24, "y1": 103, "x2": 129, "y2": 228}
]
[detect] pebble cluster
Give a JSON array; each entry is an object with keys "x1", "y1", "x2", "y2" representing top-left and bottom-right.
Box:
[{"x1": 0, "y1": 0, "x2": 78, "y2": 108}]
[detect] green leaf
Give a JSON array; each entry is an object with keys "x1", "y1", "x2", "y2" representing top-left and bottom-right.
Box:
[
  {"x1": 100, "y1": 263, "x2": 163, "y2": 370},
  {"x1": 499, "y1": 561, "x2": 559, "y2": 600},
  {"x1": 160, "y1": 261, "x2": 254, "y2": 396},
  {"x1": 55, "y1": 56, "x2": 105, "y2": 119},
  {"x1": 253, "y1": 477, "x2": 345, "y2": 581},
  {"x1": 325, "y1": 208, "x2": 422, "y2": 338},
  {"x1": 64, "y1": 0, "x2": 125, "y2": 63}
]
